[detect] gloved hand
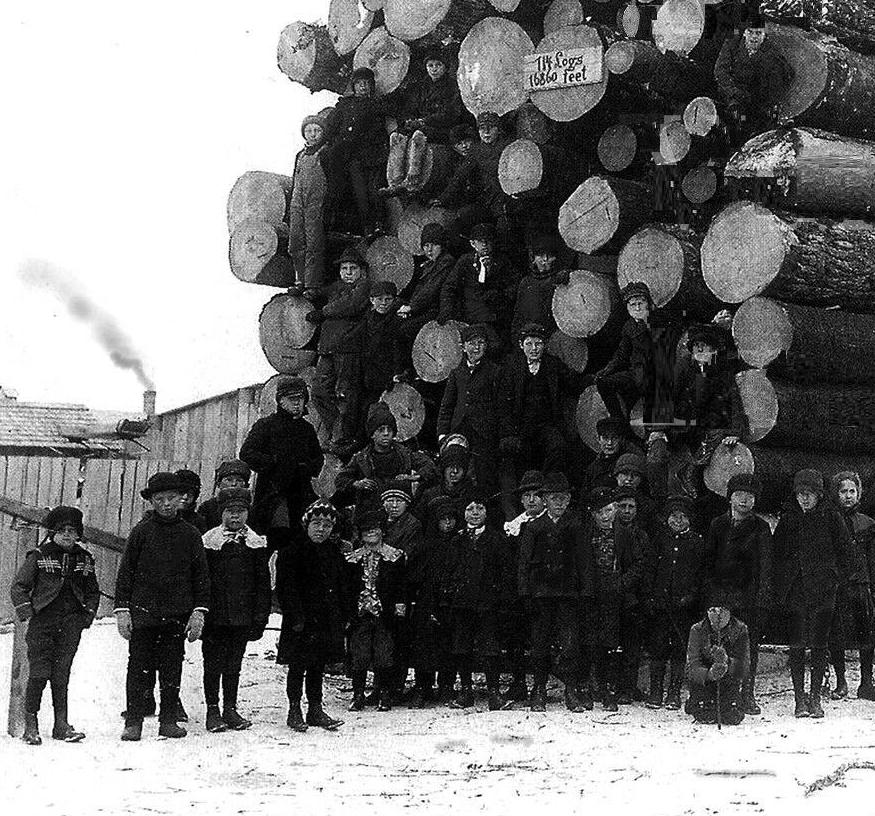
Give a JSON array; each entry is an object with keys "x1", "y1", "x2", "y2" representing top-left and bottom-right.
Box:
[
  {"x1": 305, "y1": 310, "x2": 324, "y2": 324},
  {"x1": 185, "y1": 610, "x2": 205, "y2": 642},
  {"x1": 499, "y1": 436, "x2": 522, "y2": 456},
  {"x1": 248, "y1": 620, "x2": 268, "y2": 641},
  {"x1": 708, "y1": 661, "x2": 728, "y2": 682},
  {"x1": 116, "y1": 610, "x2": 133, "y2": 640}
]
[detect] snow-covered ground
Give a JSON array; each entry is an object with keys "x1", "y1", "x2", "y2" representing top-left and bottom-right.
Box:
[{"x1": 3, "y1": 616, "x2": 875, "y2": 816}]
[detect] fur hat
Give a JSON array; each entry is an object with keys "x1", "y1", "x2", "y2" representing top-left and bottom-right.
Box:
[
  {"x1": 369, "y1": 279, "x2": 398, "y2": 298},
  {"x1": 217, "y1": 487, "x2": 252, "y2": 511},
  {"x1": 301, "y1": 499, "x2": 339, "y2": 529},
  {"x1": 620, "y1": 281, "x2": 653, "y2": 305},
  {"x1": 686, "y1": 323, "x2": 725, "y2": 353},
  {"x1": 420, "y1": 223, "x2": 448, "y2": 248},
  {"x1": 381, "y1": 478, "x2": 413, "y2": 505},
  {"x1": 141, "y1": 472, "x2": 183, "y2": 500},
  {"x1": 440, "y1": 444, "x2": 470, "y2": 471},
  {"x1": 517, "y1": 470, "x2": 545, "y2": 494},
  {"x1": 336, "y1": 247, "x2": 367, "y2": 268},
  {"x1": 300, "y1": 114, "x2": 325, "y2": 137},
  {"x1": 613, "y1": 453, "x2": 645, "y2": 477},
  {"x1": 43, "y1": 506, "x2": 84, "y2": 538},
  {"x1": 596, "y1": 416, "x2": 625, "y2": 438},
  {"x1": 588, "y1": 486, "x2": 616, "y2": 512},
  {"x1": 794, "y1": 468, "x2": 824, "y2": 496},
  {"x1": 476, "y1": 111, "x2": 501, "y2": 129},
  {"x1": 423, "y1": 46, "x2": 449, "y2": 65},
  {"x1": 276, "y1": 376, "x2": 309, "y2": 403},
  {"x1": 450, "y1": 123, "x2": 477, "y2": 144},
  {"x1": 367, "y1": 402, "x2": 397, "y2": 437},
  {"x1": 542, "y1": 471, "x2": 571, "y2": 495},
  {"x1": 460, "y1": 323, "x2": 489, "y2": 343},
  {"x1": 726, "y1": 472, "x2": 761, "y2": 500},
  {"x1": 663, "y1": 493, "x2": 693, "y2": 518},
  {"x1": 215, "y1": 459, "x2": 252, "y2": 484},
  {"x1": 518, "y1": 322, "x2": 548, "y2": 342},
  {"x1": 351, "y1": 66, "x2": 376, "y2": 88},
  {"x1": 832, "y1": 470, "x2": 863, "y2": 498},
  {"x1": 356, "y1": 509, "x2": 387, "y2": 532},
  {"x1": 529, "y1": 234, "x2": 560, "y2": 257},
  {"x1": 175, "y1": 469, "x2": 201, "y2": 496},
  {"x1": 468, "y1": 222, "x2": 496, "y2": 243}
]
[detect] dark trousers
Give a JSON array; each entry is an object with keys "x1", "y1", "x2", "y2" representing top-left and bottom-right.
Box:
[
  {"x1": 592, "y1": 645, "x2": 621, "y2": 691},
  {"x1": 597, "y1": 372, "x2": 649, "y2": 422},
  {"x1": 648, "y1": 607, "x2": 698, "y2": 664},
  {"x1": 202, "y1": 625, "x2": 249, "y2": 710},
  {"x1": 125, "y1": 623, "x2": 185, "y2": 723},
  {"x1": 313, "y1": 353, "x2": 361, "y2": 446},
  {"x1": 618, "y1": 608, "x2": 643, "y2": 694},
  {"x1": 529, "y1": 598, "x2": 580, "y2": 684},
  {"x1": 348, "y1": 615, "x2": 394, "y2": 672},
  {"x1": 499, "y1": 424, "x2": 565, "y2": 520},
  {"x1": 286, "y1": 663, "x2": 325, "y2": 708},
  {"x1": 24, "y1": 614, "x2": 85, "y2": 716},
  {"x1": 735, "y1": 607, "x2": 761, "y2": 690}
]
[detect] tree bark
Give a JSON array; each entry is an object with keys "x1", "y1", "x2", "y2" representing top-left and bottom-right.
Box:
[
  {"x1": 365, "y1": 235, "x2": 416, "y2": 291},
  {"x1": 229, "y1": 219, "x2": 295, "y2": 287},
  {"x1": 769, "y1": 24, "x2": 875, "y2": 140},
  {"x1": 652, "y1": 0, "x2": 705, "y2": 56},
  {"x1": 724, "y1": 127, "x2": 875, "y2": 219},
  {"x1": 227, "y1": 171, "x2": 293, "y2": 234},
  {"x1": 701, "y1": 201, "x2": 875, "y2": 309},
  {"x1": 544, "y1": 0, "x2": 585, "y2": 34},
  {"x1": 328, "y1": 0, "x2": 376, "y2": 55},
  {"x1": 597, "y1": 123, "x2": 638, "y2": 172},
  {"x1": 760, "y1": 0, "x2": 875, "y2": 57},
  {"x1": 277, "y1": 23, "x2": 351, "y2": 94},
  {"x1": 559, "y1": 175, "x2": 654, "y2": 254},
  {"x1": 498, "y1": 139, "x2": 544, "y2": 195},
  {"x1": 353, "y1": 26, "x2": 411, "y2": 96},
  {"x1": 730, "y1": 296, "x2": 793, "y2": 368},
  {"x1": 457, "y1": 17, "x2": 535, "y2": 116},
  {"x1": 259, "y1": 295, "x2": 318, "y2": 374},
  {"x1": 552, "y1": 269, "x2": 618, "y2": 338}
]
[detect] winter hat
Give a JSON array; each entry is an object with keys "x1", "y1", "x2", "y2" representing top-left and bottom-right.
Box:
[
  {"x1": 141, "y1": 472, "x2": 183, "y2": 500},
  {"x1": 217, "y1": 487, "x2": 252, "y2": 512},
  {"x1": 336, "y1": 247, "x2": 367, "y2": 268},
  {"x1": 663, "y1": 493, "x2": 694, "y2": 518},
  {"x1": 596, "y1": 416, "x2": 625, "y2": 438},
  {"x1": 176, "y1": 469, "x2": 201, "y2": 496},
  {"x1": 744, "y1": 3, "x2": 765, "y2": 28},
  {"x1": 450, "y1": 123, "x2": 477, "y2": 144},
  {"x1": 276, "y1": 376, "x2": 309, "y2": 403},
  {"x1": 726, "y1": 472, "x2": 761, "y2": 500},
  {"x1": 428, "y1": 494, "x2": 458, "y2": 520},
  {"x1": 588, "y1": 486, "x2": 616, "y2": 512},
  {"x1": 381, "y1": 478, "x2": 413, "y2": 505},
  {"x1": 542, "y1": 471, "x2": 571, "y2": 495},
  {"x1": 462, "y1": 484, "x2": 492, "y2": 508},
  {"x1": 301, "y1": 498, "x2": 339, "y2": 529},
  {"x1": 794, "y1": 468, "x2": 824, "y2": 496},
  {"x1": 369, "y1": 279, "x2": 398, "y2": 298},
  {"x1": 440, "y1": 444, "x2": 470, "y2": 471},
  {"x1": 706, "y1": 587, "x2": 733, "y2": 610},
  {"x1": 440, "y1": 433, "x2": 469, "y2": 453},
  {"x1": 832, "y1": 470, "x2": 863, "y2": 498},
  {"x1": 301, "y1": 114, "x2": 325, "y2": 136},
  {"x1": 356, "y1": 509, "x2": 387, "y2": 532},
  {"x1": 460, "y1": 323, "x2": 489, "y2": 343},
  {"x1": 476, "y1": 111, "x2": 500, "y2": 129},
  {"x1": 686, "y1": 323, "x2": 724, "y2": 353},
  {"x1": 613, "y1": 485, "x2": 638, "y2": 503},
  {"x1": 518, "y1": 322, "x2": 548, "y2": 342},
  {"x1": 517, "y1": 470, "x2": 545, "y2": 494},
  {"x1": 620, "y1": 281, "x2": 653, "y2": 306},
  {"x1": 215, "y1": 459, "x2": 252, "y2": 484},
  {"x1": 423, "y1": 46, "x2": 449, "y2": 66},
  {"x1": 43, "y1": 506, "x2": 84, "y2": 538},
  {"x1": 351, "y1": 66, "x2": 376, "y2": 89},
  {"x1": 613, "y1": 453, "x2": 645, "y2": 477},
  {"x1": 366, "y1": 402, "x2": 398, "y2": 437},
  {"x1": 420, "y1": 223, "x2": 448, "y2": 248},
  {"x1": 530, "y1": 234, "x2": 559, "y2": 257},
  {"x1": 468, "y1": 222, "x2": 496, "y2": 243}
]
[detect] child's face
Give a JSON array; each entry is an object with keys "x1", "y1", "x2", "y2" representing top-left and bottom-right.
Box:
[
  {"x1": 744, "y1": 27, "x2": 765, "y2": 52},
  {"x1": 53, "y1": 524, "x2": 79, "y2": 551},
  {"x1": 308, "y1": 516, "x2": 335, "y2": 544},
  {"x1": 339, "y1": 262, "x2": 363, "y2": 284},
  {"x1": 797, "y1": 489, "x2": 819, "y2": 512},
  {"x1": 707, "y1": 606, "x2": 730, "y2": 631},
  {"x1": 437, "y1": 514, "x2": 457, "y2": 534},
  {"x1": 383, "y1": 496, "x2": 408, "y2": 521},
  {"x1": 280, "y1": 395, "x2": 306, "y2": 418},
  {"x1": 729, "y1": 490, "x2": 755, "y2": 516},
  {"x1": 616, "y1": 470, "x2": 641, "y2": 489},
  {"x1": 626, "y1": 296, "x2": 650, "y2": 321},
  {"x1": 521, "y1": 490, "x2": 545, "y2": 517},
  {"x1": 616, "y1": 497, "x2": 638, "y2": 525},
  {"x1": 151, "y1": 490, "x2": 180, "y2": 519},
  {"x1": 520, "y1": 336, "x2": 544, "y2": 363},
  {"x1": 533, "y1": 252, "x2": 556, "y2": 275},
  {"x1": 425, "y1": 59, "x2": 447, "y2": 81},
  {"x1": 838, "y1": 479, "x2": 860, "y2": 510},
  {"x1": 371, "y1": 424, "x2": 395, "y2": 450},
  {"x1": 222, "y1": 506, "x2": 248, "y2": 531},
  {"x1": 593, "y1": 503, "x2": 617, "y2": 529},
  {"x1": 422, "y1": 241, "x2": 442, "y2": 261},
  {"x1": 179, "y1": 491, "x2": 197, "y2": 511},
  {"x1": 598, "y1": 433, "x2": 620, "y2": 456},
  {"x1": 691, "y1": 340, "x2": 717, "y2": 365},
  {"x1": 370, "y1": 294, "x2": 395, "y2": 314},
  {"x1": 463, "y1": 337, "x2": 486, "y2": 364},
  {"x1": 545, "y1": 491, "x2": 571, "y2": 518},
  {"x1": 465, "y1": 502, "x2": 488, "y2": 528},
  {"x1": 479, "y1": 125, "x2": 499, "y2": 144},
  {"x1": 445, "y1": 464, "x2": 465, "y2": 485},
  {"x1": 470, "y1": 238, "x2": 491, "y2": 257},
  {"x1": 303, "y1": 123, "x2": 324, "y2": 147},
  {"x1": 453, "y1": 137, "x2": 474, "y2": 157},
  {"x1": 361, "y1": 527, "x2": 383, "y2": 546},
  {"x1": 668, "y1": 510, "x2": 690, "y2": 533},
  {"x1": 218, "y1": 474, "x2": 247, "y2": 490},
  {"x1": 353, "y1": 78, "x2": 373, "y2": 97}
]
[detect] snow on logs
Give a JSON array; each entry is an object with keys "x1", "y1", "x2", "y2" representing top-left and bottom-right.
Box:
[
  {"x1": 551, "y1": 269, "x2": 618, "y2": 338},
  {"x1": 277, "y1": 23, "x2": 350, "y2": 94},
  {"x1": 701, "y1": 201, "x2": 875, "y2": 310},
  {"x1": 229, "y1": 219, "x2": 295, "y2": 287},
  {"x1": 227, "y1": 172, "x2": 292, "y2": 234},
  {"x1": 724, "y1": 128, "x2": 875, "y2": 219},
  {"x1": 353, "y1": 27, "x2": 410, "y2": 96},
  {"x1": 759, "y1": 0, "x2": 875, "y2": 57}
]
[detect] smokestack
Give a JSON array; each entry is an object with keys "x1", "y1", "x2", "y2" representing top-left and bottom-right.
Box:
[{"x1": 143, "y1": 390, "x2": 156, "y2": 418}]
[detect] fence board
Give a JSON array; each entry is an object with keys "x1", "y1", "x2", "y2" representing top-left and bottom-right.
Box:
[{"x1": 60, "y1": 457, "x2": 82, "y2": 505}]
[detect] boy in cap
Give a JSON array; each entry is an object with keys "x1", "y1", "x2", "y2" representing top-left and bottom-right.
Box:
[
  {"x1": 345, "y1": 510, "x2": 406, "y2": 712},
  {"x1": 510, "y1": 235, "x2": 571, "y2": 341},
  {"x1": 829, "y1": 471, "x2": 875, "y2": 700},
  {"x1": 773, "y1": 469, "x2": 849, "y2": 718},
  {"x1": 240, "y1": 376, "x2": 323, "y2": 551},
  {"x1": 288, "y1": 113, "x2": 328, "y2": 297},
  {"x1": 685, "y1": 595, "x2": 749, "y2": 726},
  {"x1": 308, "y1": 248, "x2": 371, "y2": 456},
  {"x1": 115, "y1": 472, "x2": 210, "y2": 741},
  {"x1": 519, "y1": 472, "x2": 589, "y2": 712},
  {"x1": 196, "y1": 459, "x2": 252, "y2": 533},
  {"x1": 582, "y1": 416, "x2": 644, "y2": 493},
  {"x1": 613, "y1": 452, "x2": 661, "y2": 539},
  {"x1": 276, "y1": 499, "x2": 348, "y2": 732},
  {"x1": 176, "y1": 469, "x2": 202, "y2": 529},
  {"x1": 646, "y1": 494, "x2": 703, "y2": 709},
  {"x1": 11, "y1": 506, "x2": 99, "y2": 745},
  {"x1": 703, "y1": 472, "x2": 772, "y2": 715},
  {"x1": 415, "y1": 443, "x2": 473, "y2": 527},
  {"x1": 201, "y1": 488, "x2": 271, "y2": 733}
]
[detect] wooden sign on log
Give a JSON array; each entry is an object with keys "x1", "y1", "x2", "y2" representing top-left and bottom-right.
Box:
[
  {"x1": 353, "y1": 26, "x2": 410, "y2": 96},
  {"x1": 547, "y1": 330, "x2": 589, "y2": 372},
  {"x1": 380, "y1": 382, "x2": 426, "y2": 441},
  {"x1": 227, "y1": 172, "x2": 292, "y2": 234},
  {"x1": 523, "y1": 45, "x2": 604, "y2": 93},
  {"x1": 735, "y1": 369, "x2": 779, "y2": 443},
  {"x1": 229, "y1": 219, "x2": 295, "y2": 287},
  {"x1": 731, "y1": 297, "x2": 793, "y2": 368},
  {"x1": 259, "y1": 296, "x2": 318, "y2": 374},
  {"x1": 365, "y1": 235, "x2": 415, "y2": 290},
  {"x1": 498, "y1": 139, "x2": 544, "y2": 196},
  {"x1": 703, "y1": 442, "x2": 755, "y2": 497},
  {"x1": 412, "y1": 320, "x2": 467, "y2": 382},
  {"x1": 552, "y1": 270, "x2": 617, "y2": 337}
]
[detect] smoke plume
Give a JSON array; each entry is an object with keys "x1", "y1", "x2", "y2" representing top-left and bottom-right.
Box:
[{"x1": 20, "y1": 260, "x2": 155, "y2": 390}]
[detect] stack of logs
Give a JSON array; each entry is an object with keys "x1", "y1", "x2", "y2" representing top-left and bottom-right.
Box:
[{"x1": 229, "y1": 0, "x2": 875, "y2": 512}]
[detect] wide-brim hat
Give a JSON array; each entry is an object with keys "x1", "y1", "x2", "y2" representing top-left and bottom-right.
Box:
[
  {"x1": 43, "y1": 505, "x2": 84, "y2": 538},
  {"x1": 141, "y1": 472, "x2": 184, "y2": 499},
  {"x1": 588, "y1": 486, "x2": 616, "y2": 512},
  {"x1": 175, "y1": 469, "x2": 201, "y2": 494}
]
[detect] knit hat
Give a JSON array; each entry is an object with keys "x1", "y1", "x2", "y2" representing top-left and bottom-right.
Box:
[
  {"x1": 613, "y1": 453, "x2": 645, "y2": 477},
  {"x1": 43, "y1": 506, "x2": 84, "y2": 538},
  {"x1": 613, "y1": 485, "x2": 638, "y2": 503},
  {"x1": 832, "y1": 470, "x2": 863, "y2": 498},
  {"x1": 420, "y1": 223, "x2": 448, "y2": 248},
  {"x1": 336, "y1": 247, "x2": 367, "y2": 268},
  {"x1": 517, "y1": 470, "x2": 545, "y2": 494},
  {"x1": 356, "y1": 509, "x2": 387, "y2": 532},
  {"x1": 301, "y1": 114, "x2": 325, "y2": 137},
  {"x1": 215, "y1": 459, "x2": 252, "y2": 484},
  {"x1": 369, "y1": 279, "x2": 398, "y2": 298},
  {"x1": 686, "y1": 323, "x2": 724, "y2": 352},
  {"x1": 596, "y1": 416, "x2": 625, "y2": 438},
  {"x1": 518, "y1": 322, "x2": 548, "y2": 342},
  {"x1": 176, "y1": 469, "x2": 201, "y2": 496},
  {"x1": 588, "y1": 486, "x2": 616, "y2": 512},
  {"x1": 217, "y1": 487, "x2": 252, "y2": 511},
  {"x1": 460, "y1": 323, "x2": 489, "y2": 343},
  {"x1": 141, "y1": 472, "x2": 183, "y2": 500},
  {"x1": 663, "y1": 493, "x2": 693, "y2": 518},
  {"x1": 476, "y1": 111, "x2": 500, "y2": 129},
  {"x1": 462, "y1": 484, "x2": 492, "y2": 508},
  {"x1": 450, "y1": 123, "x2": 477, "y2": 144},
  {"x1": 726, "y1": 472, "x2": 761, "y2": 500},
  {"x1": 440, "y1": 444, "x2": 470, "y2": 471},
  {"x1": 381, "y1": 478, "x2": 413, "y2": 505},
  {"x1": 428, "y1": 494, "x2": 458, "y2": 520},
  {"x1": 351, "y1": 66, "x2": 376, "y2": 88},
  {"x1": 366, "y1": 402, "x2": 397, "y2": 437},
  {"x1": 794, "y1": 468, "x2": 824, "y2": 496},
  {"x1": 301, "y1": 498, "x2": 339, "y2": 529},
  {"x1": 468, "y1": 222, "x2": 496, "y2": 243},
  {"x1": 620, "y1": 281, "x2": 653, "y2": 305},
  {"x1": 276, "y1": 376, "x2": 309, "y2": 403},
  {"x1": 542, "y1": 471, "x2": 571, "y2": 495}
]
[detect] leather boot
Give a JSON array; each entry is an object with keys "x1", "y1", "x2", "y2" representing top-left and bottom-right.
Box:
[
  {"x1": 120, "y1": 717, "x2": 143, "y2": 741},
  {"x1": 602, "y1": 684, "x2": 619, "y2": 712},
  {"x1": 206, "y1": 705, "x2": 229, "y2": 733},
  {"x1": 450, "y1": 686, "x2": 474, "y2": 709},
  {"x1": 808, "y1": 650, "x2": 827, "y2": 718},
  {"x1": 646, "y1": 662, "x2": 665, "y2": 709},
  {"x1": 158, "y1": 721, "x2": 187, "y2": 738},
  {"x1": 22, "y1": 713, "x2": 42, "y2": 746},
  {"x1": 576, "y1": 682, "x2": 594, "y2": 711},
  {"x1": 307, "y1": 705, "x2": 344, "y2": 730},
  {"x1": 741, "y1": 677, "x2": 761, "y2": 715},
  {"x1": 564, "y1": 684, "x2": 586, "y2": 713},
  {"x1": 52, "y1": 704, "x2": 85, "y2": 742},
  {"x1": 790, "y1": 649, "x2": 809, "y2": 718},
  {"x1": 287, "y1": 704, "x2": 309, "y2": 732}
]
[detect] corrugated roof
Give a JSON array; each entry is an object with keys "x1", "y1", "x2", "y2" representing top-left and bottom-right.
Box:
[{"x1": 0, "y1": 401, "x2": 127, "y2": 451}]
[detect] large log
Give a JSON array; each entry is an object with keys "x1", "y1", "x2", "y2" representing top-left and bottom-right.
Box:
[
  {"x1": 547, "y1": 330, "x2": 589, "y2": 372},
  {"x1": 731, "y1": 296, "x2": 793, "y2": 368},
  {"x1": 412, "y1": 320, "x2": 467, "y2": 382},
  {"x1": 259, "y1": 296, "x2": 318, "y2": 374},
  {"x1": 652, "y1": 0, "x2": 705, "y2": 56},
  {"x1": 680, "y1": 164, "x2": 718, "y2": 204},
  {"x1": 380, "y1": 382, "x2": 426, "y2": 441},
  {"x1": 529, "y1": 25, "x2": 609, "y2": 122},
  {"x1": 760, "y1": 0, "x2": 875, "y2": 57},
  {"x1": 735, "y1": 369, "x2": 779, "y2": 443},
  {"x1": 575, "y1": 384, "x2": 611, "y2": 452},
  {"x1": 769, "y1": 24, "x2": 875, "y2": 140},
  {"x1": 365, "y1": 235, "x2": 415, "y2": 291},
  {"x1": 229, "y1": 219, "x2": 295, "y2": 287},
  {"x1": 227, "y1": 171, "x2": 292, "y2": 234},
  {"x1": 457, "y1": 17, "x2": 535, "y2": 116},
  {"x1": 498, "y1": 139, "x2": 544, "y2": 195},
  {"x1": 683, "y1": 96, "x2": 719, "y2": 137},
  {"x1": 383, "y1": 0, "x2": 452, "y2": 41},
  {"x1": 765, "y1": 378, "x2": 875, "y2": 455},
  {"x1": 597, "y1": 124, "x2": 638, "y2": 173},
  {"x1": 353, "y1": 27, "x2": 411, "y2": 96},
  {"x1": 701, "y1": 201, "x2": 875, "y2": 310},
  {"x1": 724, "y1": 128, "x2": 875, "y2": 220},
  {"x1": 328, "y1": 0, "x2": 376, "y2": 55},
  {"x1": 558, "y1": 175, "x2": 654, "y2": 254},
  {"x1": 552, "y1": 270, "x2": 618, "y2": 337},
  {"x1": 277, "y1": 22, "x2": 350, "y2": 94},
  {"x1": 703, "y1": 442, "x2": 755, "y2": 498},
  {"x1": 543, "y1": 0, "x2": 584, "y2": 33},
  {"x1": 657, "y1": 119, "x2": 691, "y2": 165}
]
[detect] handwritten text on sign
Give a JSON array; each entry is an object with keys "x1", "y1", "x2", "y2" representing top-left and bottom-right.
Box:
[{"x1": 523, "y1": 46, "x2": 604, "y2": 92}]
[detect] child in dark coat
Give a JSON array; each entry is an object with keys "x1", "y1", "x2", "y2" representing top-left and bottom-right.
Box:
[
  {"x1": 115, "y1": 472, "x2": 211, "y2": 741},
  {"x1": 196, "y1": 459, "x2": 252, "y2": 534},
  {"x1": 510, "y1": 235, "x2": 570, "y2": 340},
  {"x1": 10, "y1": 506, "x2": 100, "y2": 745},
  {"x1": 414, "y1": 443, "x2": 474, "y2": 528},
  {"x1": 276, "y1": 499, "x2": 348, "y2": 732},
  {"x1": 201, "y1": 488, "x2": 271, "y2": 733}
]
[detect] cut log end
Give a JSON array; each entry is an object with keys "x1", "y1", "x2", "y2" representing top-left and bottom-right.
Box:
[
  {"x1": 735, "y1": 369, "x2": 779, "y2": 443},
  {"x1": 384, "y1": 0, "x2": 452, "y2": 42},
  {"x1": 703, "y1": 442, "x2": 755, "y2": 497},
  {"x1": 598, "y1": 124, "x2": 638, "y2": 172},
  {"x1": 681, "y1": 164, "x2": 718, "y2": 204},
  {"x1": 412, "y1": 320, "x2": 467, "y2": 382},
  {"x1": 683, "y1": 97, "x2": 718, "y2": 137},
  {"x1": 499, "y1": 139, "x2": 544, "y2": 196},
  {"x1": 544, "y1": 0, "x2": 585, "y2": 35},
  {"x1": 731, "y1": 297, "x2": 793, "y2": 368},
  {"x1": 552, "y1": 269, "x2": 617, "y2": 338},
  {"x1": 365, "y1": 235, "x2": 415, "y2": 291},
  {"x1": 380, "y1": 382, "x2": 426, "y2": 441},
  {"x1": 605, "y1": 41, "x2": 635, "y2": 75},
  {"x1": 652, "y1": 0, "x2": 704, "y2": 55},
  {"x1": 547, "y1": 331, "x2": 589, "y2": 372},
  {"x1": 576, "y1": 385, "x2": 611, "y2": 452},
  {"x1": 353, "y1": 26, "x2": 411, "y2": 96},
  {"x1": 227, "y1": 171, "x2": 292, "y2": 234},
  {"x1": 329, "y1": 0, "x2": 376, "y2": 55},
  {"x1": 229, "y1": 219, "x2": 295, "y2": 287},
  {"x1": 657, "y1": 120, "x2": 691, "y2": 165},
  {"x1": 617, "y1": 225, "x2": 686, "y2": 308}
]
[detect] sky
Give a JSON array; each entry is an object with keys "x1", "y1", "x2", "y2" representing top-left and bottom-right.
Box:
[{"x1": 1, "y1": 1, "x2": 334, "y2": 414}]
